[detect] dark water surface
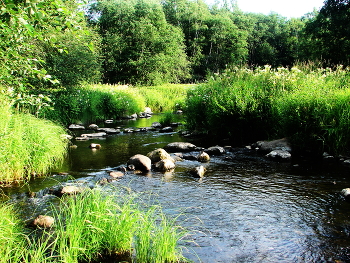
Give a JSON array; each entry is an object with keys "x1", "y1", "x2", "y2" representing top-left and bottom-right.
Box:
[{"x1": 4, "y1": 115, "x2": 350, "y2": 263}]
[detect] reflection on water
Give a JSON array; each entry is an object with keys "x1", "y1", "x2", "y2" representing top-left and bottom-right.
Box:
[{"x1": 4, "y1": 115, "x2": 350, "y2": 262}]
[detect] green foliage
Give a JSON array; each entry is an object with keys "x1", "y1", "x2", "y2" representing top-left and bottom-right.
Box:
[
  {"x1": 186, "y1": 66, "x2": 350, "y2": 155},
  {"x1": 0, "y1": 93, "x2": 68, "y2": 184},
  {"x1": 91, "y1": 0, "x2": 190, "y2": 85}
]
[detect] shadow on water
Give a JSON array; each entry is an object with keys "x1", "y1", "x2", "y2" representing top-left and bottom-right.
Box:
[{"x1": 3, "y1": 115, "x2": 350, "y2": 263}]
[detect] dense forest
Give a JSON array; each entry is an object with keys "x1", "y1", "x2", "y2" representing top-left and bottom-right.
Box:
[{"x1": 1, "y1": 0, "x2": 349, "y2": 89}]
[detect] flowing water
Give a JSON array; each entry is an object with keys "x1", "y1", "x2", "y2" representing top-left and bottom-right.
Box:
[{"x1": 3, "y1": 115, "x2": 350, "y2": 263}]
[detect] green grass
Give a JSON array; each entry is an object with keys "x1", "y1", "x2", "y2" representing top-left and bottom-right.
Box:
[
  {"x1": 0, "y1": 94, "x2": 68, "y2": 184},
  {"x1": 0, "y1": 189, "x2": 188, "y2": 263},
  {"x1": 186, "y1": 65, "x2": 350, "y2": 156}
]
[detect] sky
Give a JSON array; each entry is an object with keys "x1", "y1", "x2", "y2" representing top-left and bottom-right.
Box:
[{"x1": 210, "y1": 0, "x2": 325, "y2": 18}]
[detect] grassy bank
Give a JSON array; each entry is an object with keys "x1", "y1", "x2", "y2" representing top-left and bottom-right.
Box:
[
  {"x1": 0, "y1": 189, "x2": 188, "y2": 263},
  {"x1": 0, "y1": 94, "x2": 68, "y2": 185},
  {"x1": 186, "y1": 66, "x2": 350, "y2": 156},
  {"x1": 43, "y1": 84, "x2": 191, "y2": 125}
]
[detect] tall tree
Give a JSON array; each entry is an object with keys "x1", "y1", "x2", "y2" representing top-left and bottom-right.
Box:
[
  {"x1": 91, "y1": 0, "x2": 190, "y2": 85},
  {"x1": 305, "y1": 0, "x2": 350, "y2": 65}
]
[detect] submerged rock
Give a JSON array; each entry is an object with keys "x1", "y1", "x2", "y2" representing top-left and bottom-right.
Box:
[
  {"x1": 189, "y1": 165, "x2": 206, "y2": 178},
  {"x1": 127, "y1": 154, "x2": 152, "y2": 172},
  {"x1": 89, "y1": 143, "x2": 101, "y2": 149},
  {"x1": 266, "y1": 150, "x2": 292, "y2": 161},
  {"x1": 253, "y1": 138, "x2": 291, "y2": 153},
  {"x1": 164, "y1": 142, "x2": 197, "y2": 152},
  {"x1": 204, "y1": 146, "x2": 225, "y2": 155},
  {"x1": 197, "y1": 151, "x2": 210, "y2": 162}
]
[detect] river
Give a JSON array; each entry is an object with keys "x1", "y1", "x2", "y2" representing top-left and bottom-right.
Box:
[{"x1": 3, "y1": 115, "x2": 350, "y2": 263}]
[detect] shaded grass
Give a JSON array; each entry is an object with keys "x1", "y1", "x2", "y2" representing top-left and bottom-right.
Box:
[{"x1": 0, "y1": 94, "x2": 68, "y2": 184}]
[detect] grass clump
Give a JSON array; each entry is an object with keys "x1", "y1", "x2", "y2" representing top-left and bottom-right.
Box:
[
  {"x1": 186, "y1": 65, "x2": 350, "y2": 156},
  {"x1": 0, "y1": 189, "x2": 188, "y2": 262},
  {"x1": 0, "y1": 94, "x2": 68, "y2": 185}
]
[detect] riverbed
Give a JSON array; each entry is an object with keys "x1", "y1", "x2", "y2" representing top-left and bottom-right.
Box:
[{"x1": 3, "y1": 115, "x2": 350, "y2": 263}]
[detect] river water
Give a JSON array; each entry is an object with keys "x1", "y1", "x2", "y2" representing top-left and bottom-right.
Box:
[{"x1": 3, "y1": 115, "x2": 350, "y2": 263}]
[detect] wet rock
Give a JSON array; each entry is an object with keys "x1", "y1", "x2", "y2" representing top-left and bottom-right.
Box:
[
  {"x1": 197, "y1": 151, "x2": 210, "y2": 162},
  {"x1": 139, "y1": 112, "x2": 152, "y2": 118},
  {"x1": 253, "y1": 138, "x2": 291, "y2": 153},
  {"x1": 159, "y1": 127, "x2": 174, "y2": 133},
  {"x1": 155, "y1": 159, "x2": 176, "y2": 172},
  {"x1": 124, "y1": 128, "x2": 134, "y2": 133},
  {"x1": 189, "y1": 166, "x2": 206, "y2": 178},
  {"x1": 33, "y1": 215, "x2": 54, "y2": 228},
  {"x1": 75, "y1": 136, "x2": 89, "y2": 141},
  {"x1": 61, "y1": 134, "x2": 73, "y2": 140},
  {"x1": 164, "y1": 142, "x2": 197, "y2": 152},
  {"x1": 97, "y1": 128, "x2": 121, "y2": 134},
  {"x1": 81, "y1": 132, "x2": 107, "y2": 138},
  {"x1": 341, "y1": 188, "x2": 350, "y2": 201},
  {"x1": 69, "y1": 124, "x2": 85, "y2": 130},
  {"x1": 89, "y1": 143, "x2": 101, "y2": 149},
  {"x1": 105, "y1": 120, "x2": 114, "y2": 124},
  {"x1": 266, "y1": 150, "x2": 292, "y2": 161},
  {"x1": 147, "y1": 148, "x2": 173, "y2": 163},
  {"x1": 60, "y1": 185, "x2": 86, "y2": 196},
  {"x1": 182, "y1": 154, "x2": 197, "y2": 161},
  {"x1": 127, "y1": 154, "x2": 152, "y2": 172},
  {"x1": 204, "y1": 146, "x2": 225, "y2": 155},
  {"x1": 108, "y1": 171, "x2": 124, "y2": 179},
  {"x1": 151, "y1": 122, "x2": 162, "y2": 128},
  {"x1": 88, "y1": 124, "x2": 99, "y2": 130}
]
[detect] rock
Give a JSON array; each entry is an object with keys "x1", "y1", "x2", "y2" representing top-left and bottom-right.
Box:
[
  {"x1": 151, "y1": 122, "x2": 162, "y2": 128},
  {"x1": 127, "y1": 154, "x2": 152, "y2": 172},
  {"x1": 124, "y1": 128, "x2": 134, "y2": 133},
  {"x1": 342, "y1": 188, "x2": 350, "y2": 201},
  {"x1": 75, "y1": 136, "x2": 89, "y2": 141},
  {"x1": 97, "y1": 128, "x2": 121, "y2": 134},
  {"x1": 33, "y1": 215, "x2": 54, "y2": 228},
  {"x1": 131, "y1": 113, "x2": 138, "y2": 119},
  {"x1": 144, "y1": 107, "x2": 153, "y2": 114},
  {"x1": 69, "y1": 124, "x2": 85, "y2": 130},
  {"x1": 204, "y1": 146, "x2": 225, "y2": 155},
  {"x1": 61, "y1": 134, "x2": 73, "y2": 140},
  {"x1": 147, "y1": 148, "x2": 173, "y2": 163},
  {"x1": 197, "y1": 151, "x2": 210, "y2": 162},
  {"x1": 70, "y1": 145, "x2": 78, "y2": 149},
  {"x1": 176, "y1": 110, "x2": 183, "y2": 114},
  {"x1": 105, "y1": 120, "x2": 114, "y2": 124},
  {"x1": 88, "y1": 124, "x2": 99, "y2": 130},
  {"x1": 253, "y1": 138, "x2": 291, "y2": 153},
  {"x1": 139, "y1": 112, "x2": 152, "y2": 118},
  {"x1": 159, "y1": 127, "x2": 174, "y2": 133},
  {"x1": 60, "y1": 185, "x2": 85, "y2": 195},
  {"x1": 89, "y1": 143, "x2": 101, "y2": 149},
  {"x1": 108, "y1": 171, "x2": 124, "y2": 179},
  {"x1": 189, "y1": 166, "x2": 206, "y2": 178},
  {"x1": 182, "y1": 154, "x2": 197, "y2": 160},
  {"x1": 266, "y1": 150, "x2": 292, "y2": 161},
  {"x1": 164, "y1": 142, "x2": 197, "y2": 152},
  {"x1": 81, "y1": 132, "x2": 107, "y2": 138},
  {"x1": 155, "y1": 159, "x2": 176, "y2": 172},
  {"x1": 169, "y1": 122, "x2": 182, "y2": 127}
]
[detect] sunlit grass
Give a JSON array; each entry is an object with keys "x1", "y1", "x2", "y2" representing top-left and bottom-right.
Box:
[{"x1": 0, "y1": 94, "x2": 68, "y2": 185}]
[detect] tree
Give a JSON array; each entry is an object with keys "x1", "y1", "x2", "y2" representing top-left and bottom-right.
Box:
[
  {"x1": 90, "y1": 0, "x2": 190, "y2": 85},
  {"x1": 305, "y1": 0, "x2": 350, "y2": 66}
]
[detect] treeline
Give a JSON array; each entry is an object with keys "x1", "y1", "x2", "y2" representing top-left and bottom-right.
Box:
[{"x1": 1, "y1": 0, "x2": 350, "y2": 89}]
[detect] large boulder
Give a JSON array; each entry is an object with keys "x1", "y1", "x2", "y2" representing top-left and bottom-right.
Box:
[
  {"x1": 155, "y1": 159, "x2": 176, "y2": 172},
  {"x1": 253, "y1": 138, "x2": 291, "y2": 153},
  {"x1": 127, "y1": 154, "x2": 152, "y2": 172},
  {"x1": 164, "y1": 142, "x2": 197, "y2": 152},
  {"x1": 147, "y1": 148, "x2": 173, "y2": 163}
]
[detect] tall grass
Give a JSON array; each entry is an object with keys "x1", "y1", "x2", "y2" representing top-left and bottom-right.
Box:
[
  {"x1": 0, "y1": 94, "x2": 68, "y2": 184},
  {"x1": 0, "y1": 189, "x2": 188, "y2": 262},
  {"x1": 186, "y1": 65, "x2": 350, "y2": 156}
]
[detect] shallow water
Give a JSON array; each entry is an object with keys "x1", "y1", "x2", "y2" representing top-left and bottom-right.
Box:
[{"x1": 4, "y1": 115, "x2": 350, "y2": 263}]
